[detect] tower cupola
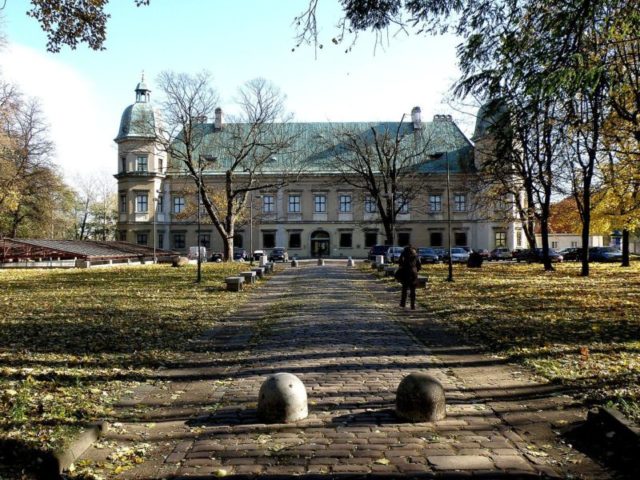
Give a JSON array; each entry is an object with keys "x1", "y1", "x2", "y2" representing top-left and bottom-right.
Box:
[
  {"x1": 135, "y1": 73, "x2": 151, "y2": 103},
  {"x1": 115, "y1": 74, "x2": 158, "y2": 141}
]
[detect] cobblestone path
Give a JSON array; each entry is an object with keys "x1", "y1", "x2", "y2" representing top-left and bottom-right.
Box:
[{"x1": 80, "y1": 263, "x2": 610, "y2": 479}]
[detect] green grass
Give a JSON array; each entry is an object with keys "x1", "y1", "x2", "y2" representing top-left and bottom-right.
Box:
[
  {"x1": 392, "y1": 261, "x2": 640, "y2": 422},
  {"x1": 0, "y1": 263, "x2": 251, "y2": 456}
]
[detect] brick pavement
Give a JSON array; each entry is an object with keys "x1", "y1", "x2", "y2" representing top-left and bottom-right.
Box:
[{"x1": 78, "y1": 263, "x2": 611, "y2": 479}]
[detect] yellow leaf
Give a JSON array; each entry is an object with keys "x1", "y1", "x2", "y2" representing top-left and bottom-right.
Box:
[{"x1": 374, "y1": 458, "x2": 390, "y2": 465}]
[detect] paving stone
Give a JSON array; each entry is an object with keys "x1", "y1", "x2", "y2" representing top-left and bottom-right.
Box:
[
  {"x1": 427, "y1": 455, "x2": 495, "y2": 470},
  {"x1": 75, "y1": 265, "x2": 613, "y2": 479}
]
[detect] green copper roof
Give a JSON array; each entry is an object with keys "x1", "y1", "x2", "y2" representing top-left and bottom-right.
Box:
[
  {"x1": 115, "y1": 102, "x2": 157, "y2": 141},
  {"x1": 171, "y1": 117, "x2": 474, "y2": 174}
]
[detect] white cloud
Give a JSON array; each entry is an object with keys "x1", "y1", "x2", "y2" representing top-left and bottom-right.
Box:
[{"x1": 0, "y1": 43, "x2": 116, "y2": 187}]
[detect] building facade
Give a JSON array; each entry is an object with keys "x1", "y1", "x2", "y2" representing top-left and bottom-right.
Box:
[{"x1": 115, "y1": 80, "x2": 524, "y2": 257}]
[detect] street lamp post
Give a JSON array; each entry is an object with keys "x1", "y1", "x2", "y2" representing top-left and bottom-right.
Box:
[
  {"x1": 446, "y1": 151, "x2": 454, "y2": 282},
  {"x1": 196, "y1": 187, "x2": 202, "y2": 283},
  {"x1": 152, "y1": 192, "x2": 157, "y2": 264},
  {"x1": 249, "y1": 193, "x2": 261, "y2": 265}
]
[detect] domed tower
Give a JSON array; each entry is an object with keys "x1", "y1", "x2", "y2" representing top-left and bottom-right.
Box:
[{"x1": 114, "y1": 75, "x2": 166, "y2": 248}]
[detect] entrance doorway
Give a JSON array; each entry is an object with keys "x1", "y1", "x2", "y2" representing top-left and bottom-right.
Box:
[{"x1": 310, "y1": 231, "x2": 330, "y2": 257}]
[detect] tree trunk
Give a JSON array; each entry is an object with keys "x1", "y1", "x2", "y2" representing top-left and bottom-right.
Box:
[
  {"x1": 622, "y1": 229, "x2": 630, "y2": 267},
  {"x1": 539, "y1": 218, "x2": 554, "y2": 271},
  {"x1": 580, "y1": 191, "x2": 591, "y2": 277}
]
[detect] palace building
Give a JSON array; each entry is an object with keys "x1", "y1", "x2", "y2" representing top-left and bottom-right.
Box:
[{"x1": 115, "y1": 79, "x2": 523, "y2": 258}]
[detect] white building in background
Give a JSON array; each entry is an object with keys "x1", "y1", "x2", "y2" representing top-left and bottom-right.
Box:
[{"x1": 115, "y1": 79, "x2": 523, "y2": 257}]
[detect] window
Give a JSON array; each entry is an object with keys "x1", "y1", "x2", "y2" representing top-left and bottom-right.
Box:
[
  {"x1": 495, "y1": 232, "x2": 507, "y2": 247},
  {"x1": 551, "y1": 241, "x2": 558, "y2": 249},
  {"x1": 398, "y1": 198, "x2": 409, "y2": 214},
  {"x1": 263, "y1": 232, "x2": 276, "y2": 249},
  {"x1": 120, "y1": 157, "x2": 126, "y2": 172},
  {"x1": 157, "y1": 195, "x2": 164, "y2": 213},
  {"x1": 173, "y1": 196, "x2": 185, "y2": 214},
  {"x1": 158, "y1": 233, "x2": 164, "y2": 249},
  {"x1": 571, "y1": 241, "x2": 578, "y2": 248},
  {"x1": 454, "y1": 194, "x2": 467, "y2": 212},
  {"x1": 454, "y1": 231, "x2": 467, "y2": 246},
  {"x1": 516, "y1": 230, "x2": 522, "y2": 247},
  {"x1": 136, "y1": 155, "x2": 148, "y2": 172},
  {"x1": 135, "y1": 193, "x2": 148, "y2": 213},
  {"x1": 398, "y1": 232, "x2": 410, "y2": 246},
  {"x1": 233, "y1": 234, "x2": 243, "y2": 249},
  {"x1": 429, "y1": 194, "x2": 442, "y2": 212},
  {"x1": 118, "y1": 230, "x2": 127, "y2": 241},
  {"x1": 199, "y1": 234, "x2": 211, "y2": 248},
  {"x1": 263, "y1": 195, "x2": 275, "y2": 213},
  {"x1": 365, "y1": 196, "x2": 377, "y2": 213},
  {"x1": 339, "y1": 194, "x2": 352, "y2": 213},
  {"x1": 340, "y1": 232, "x2": 352, "y2": 248},
  {"x1": 119, "y1": 193, "x2": 127, "y2": 213},
  {"x1": 288, "y1": 194, "x2": 301, "y2": 213},
  {"x1": 136, "y1": 233, "x2": 148, "y2": 245},
  {"x1": 365, "y1": 232, "x2": 377, "y2": 247},
  {"x1": 314, "y1": 195, "x2": 326, "y2": 213},
  {"x1": 158, "y1": 158, "x2": 164, "y2": 173},
  {"x1": 430, "y1": 232, "x2": 443, "y2": 247},
  {"x1": 289, "y1": 232, "x2": 301, "y2": 249},
  {"x1": 173, "y1": 233, "x2": 185, "y2": 249}
]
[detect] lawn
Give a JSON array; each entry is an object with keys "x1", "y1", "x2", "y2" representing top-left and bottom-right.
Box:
[
  {"x1": 403, "y1": 261, "x2": 640, "y2": 422},
  {"x1": 0, "y1": 263, "x2": 251, "y2": 461}
]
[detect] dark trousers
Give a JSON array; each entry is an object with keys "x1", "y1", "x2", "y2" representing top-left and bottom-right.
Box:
[{"x1": 400, "y1": 285, "x2": 416, "y2": 309}]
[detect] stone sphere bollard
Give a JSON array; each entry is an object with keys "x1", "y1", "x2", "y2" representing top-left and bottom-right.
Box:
[
  {"x1": 291, "y1": 258, "x2": 299, "y2": 267},
  {"x1": 396, "y1": 373, "x2": 446, "y2": 422},
  {"x1": 257, "y1": 373, "x2": 308, "y2": 423}
]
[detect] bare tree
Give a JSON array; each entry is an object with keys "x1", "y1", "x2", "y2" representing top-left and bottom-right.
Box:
[
  {"x1": 319, "y1": 113, "x2": 437, "y2": 245},
  {"x1": 155, "y1": 72, "x2": 302, "y2": 261}
]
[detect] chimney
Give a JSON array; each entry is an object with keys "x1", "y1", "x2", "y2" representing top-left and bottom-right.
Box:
[
  {"x1": 214, "y1": 107, "x2": 223, "y2": 130},
  {"x1": 433, "y1": 114, "x2": 453, "y2": 122},
  {"x1": 411, "y1": 106, "x2": 422, "y2": 130}
]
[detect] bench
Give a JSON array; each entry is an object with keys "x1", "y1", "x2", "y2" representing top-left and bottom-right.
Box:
[
  {"x1": 240, "y1": 271, "x2": 256, "y2": 284},
  {"x1": 417, "y1": 275, "x2": 429, "y2": 288},
  {"x1": 251, "y1": 267, "x2": 265, "y2": 279},
  {"x1": 225, "y1": 276, "x2": 244, "y2": 292},
  {"x1": 384, "y1": 266, "x2": 397, "y2": 277}
]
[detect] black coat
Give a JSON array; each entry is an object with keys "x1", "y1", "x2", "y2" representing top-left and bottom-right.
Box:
[{"x1": 396, "y1": 249, "x2": 421, "y2": 287}]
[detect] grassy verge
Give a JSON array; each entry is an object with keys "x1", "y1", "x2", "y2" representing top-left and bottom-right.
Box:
[
  {"x1": 0, "y1": 262, "x2": 251, "y2": 459},
  {"x1": 372, "y1": 261, "x2": 640, "y2": 422}
]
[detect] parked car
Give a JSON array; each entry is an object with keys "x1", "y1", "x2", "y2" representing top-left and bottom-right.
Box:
[
  {"x1": 558, "y1": 247, "x2": 582, "y2": 261},
  {"x1": 442, "y1": 247, "x2": 470, "y2": 263},
  {"x1": 269, "y1": 247, "x2": 289, "y2": 262},
  {"x1": 432, "y1": 248, "x2": 447, "y2": 259},
  {"x1": 516, "y1": 248, "x2": 563, "y2": 263},
  {"x1": 233, "y1": 248, "x2": 248, "y2": 261},
  {"x1": 417, "y1": 247, "x2": 440, "y2": 264},
  {"x1": 385, "y1": 246, "x2": 404, "y2": 263},
  {"x1": 252, "y1": 249, "x2": 265, "y2": 261},
  {"x1": 589, "y1": 246, "x2": 622, "y2": 262},
  {"x1": 489, "y1": 247, "x2": 512, "y2": 261},
  {"x1": 209, "y1": 252, "x2": 223, "y2": 262},
  {"x1": 368, "y1": 244, "x2": 391, "y2": 261},
  {"x1": 475, "y1": 249, "x2": 490, "y2": 259}
]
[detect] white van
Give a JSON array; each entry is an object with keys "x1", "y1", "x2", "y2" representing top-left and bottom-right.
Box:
[
  {"x1": 188, "y1": 246, "x2": 207, "y2": 260},
  {"x1": 385, "y1": 246, "x2": 404, "y2": 263}
]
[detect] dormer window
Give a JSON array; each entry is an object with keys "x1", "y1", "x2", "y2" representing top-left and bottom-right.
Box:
[{"x1": 136, "y1": 155, "x2": 148, "y2": 172}]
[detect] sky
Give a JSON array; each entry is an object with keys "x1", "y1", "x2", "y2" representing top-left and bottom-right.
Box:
[{"x1": 0, "y1": 0, "x2": 471, "y2": 187}]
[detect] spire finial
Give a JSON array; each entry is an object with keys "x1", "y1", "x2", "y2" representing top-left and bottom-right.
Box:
[{"x1": 141, "y1": 70, "x2": 145, "y2": 82}]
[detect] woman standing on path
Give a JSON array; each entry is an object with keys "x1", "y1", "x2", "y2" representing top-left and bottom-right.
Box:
[{"x1": 396, "y1": 245, "x2": 421, "y2": 310}]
